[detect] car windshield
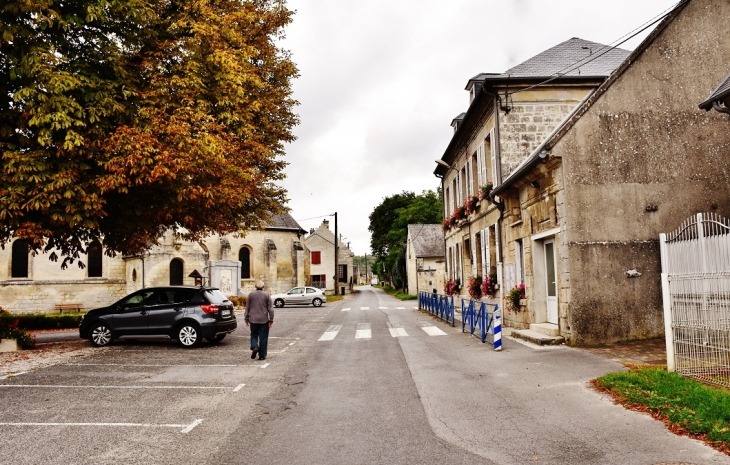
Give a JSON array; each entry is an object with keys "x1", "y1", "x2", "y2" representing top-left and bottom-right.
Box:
[{"x1": 203, "y1": 289, "x2": 229, "y2": 304}]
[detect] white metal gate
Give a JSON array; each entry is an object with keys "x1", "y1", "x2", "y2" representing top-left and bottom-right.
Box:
[{"x1": 660, "y1": 212, "x2": 730, "y2": 389}]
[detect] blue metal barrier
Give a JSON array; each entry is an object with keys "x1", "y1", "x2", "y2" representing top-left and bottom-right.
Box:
[
  {"x1": 460, "y1": 298, "x2": 502, "y2": 351},
  {"x1": 418, "y1": 291, "x2": 455, "y2": 326}
]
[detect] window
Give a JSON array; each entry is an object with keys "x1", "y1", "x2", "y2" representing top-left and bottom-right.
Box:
[
  {"x1": 170, "y1": 258, "x2": 184, "y2": 285},
  {"x1": 515, "y1": 239, "x2": 525, "y2": 285},
  {"x1": 11, "y1": 240, "x2": 28, "y2": 278},
  {"x1": 338, "y1": 264, "x2": 348, "y2": 283},
  {"x1": 310, "y1": 274, "x2": 326, "y2": 288},
  {"x1": 238, "y1": 247, "x2": 251, "y2": 279},
  {"x1": 87, "y1": 240, "x2": 103, "y2": 278},
  {"x1": 311, "y1": 251, "x2": 321, "y2": 265}
]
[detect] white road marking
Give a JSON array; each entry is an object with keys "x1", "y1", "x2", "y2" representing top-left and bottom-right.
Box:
[
  {"x1": 396, "y1": 307, "x2": 406, "y2": 310},
  {"x1": 318, "y1": 325, "x2": 341, "y2": 341},
  {"x1": 0, "y1": 372, "x2": 29, "y2": 379},
  {"x1": 341, "y1": 308, "x2": 351, "y2": 312},
  {"x1": 422, "y1": 326, "x2": 447, "y2": 336},
  {"x1": 288, "y1": 341, "x2": 296, "y2": 346},
  {"x1": 360, "y1": 307, "x2": 370, "y2": 310},
  {"x1": 386, "y1": 322, "x2": 408, "y2": 337},
  {"x1": 355, "y1": 323, "x2": 372, "y2": 339},
  {"x1": 233, "y1": 384, "x2": 246, "y2": 392},
  {"x1": 0, "y1": 385, "x2": 235, "y2": 390},
  {"x1": 260, "y1": 363, "x2": 270, "y2": 369},
  {"x1": 0, "y1": 419, "x2": 204, "y2": 434}
]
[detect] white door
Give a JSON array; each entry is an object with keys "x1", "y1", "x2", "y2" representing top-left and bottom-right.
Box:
[{"x1": 544, "y1": 240, "x2": 558, "y2": 324}]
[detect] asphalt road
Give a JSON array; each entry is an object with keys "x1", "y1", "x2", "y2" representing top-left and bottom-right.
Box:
[{"x1": 1, "y1": 286, "x2": 728, "y2": 464}]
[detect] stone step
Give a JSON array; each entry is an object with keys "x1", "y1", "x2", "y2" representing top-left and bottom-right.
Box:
[
  {"x1": 530, "y1": 323, "x2": 560, "y2": 337},
  {"x1": 511, "y1": 329, "x2": 565, "y2": 346}
]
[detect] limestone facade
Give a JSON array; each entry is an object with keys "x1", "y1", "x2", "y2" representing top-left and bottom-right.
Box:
[{"x1": 405, "y1": 224, "x2": 445, "y2": 296}]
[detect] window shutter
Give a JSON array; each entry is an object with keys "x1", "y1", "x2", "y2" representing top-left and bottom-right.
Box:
[
  {"x1": 468, "y1": 157, "x2": 474, "y2": 197},
  {"x1": 490, "y1": 128, "x2": 498, "y2": 186},
  {"x1": 483, "y1": 228, "x2": 490, "y2": 273},
  {"x1": 471, "y1": 234, "x2": 477, "y2": 276}
]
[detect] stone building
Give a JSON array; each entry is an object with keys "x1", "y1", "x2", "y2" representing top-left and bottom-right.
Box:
[
  {"x1": 0, "y1": 213, "x2": 306, "y2": 313},
  {"x1": 435, "y1": 37, "x2": 629, "y2": 329},
  {"x1": 304, "y1": 219, "x2": 355, "y2": 294},
  {"x1": 405, "y1": 224, "x2": 445, "y2": 296},
  {"x1": 490, "y1": 0, "x2": 730, "y2": 345}
]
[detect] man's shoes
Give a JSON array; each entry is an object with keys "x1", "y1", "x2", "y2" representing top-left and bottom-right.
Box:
[
  {"x1": 258, "y1": 356, "x2": 266, "y2": 361},
  {"x1": 251, "y1": 348, "x2": 259, "y2": 359}
]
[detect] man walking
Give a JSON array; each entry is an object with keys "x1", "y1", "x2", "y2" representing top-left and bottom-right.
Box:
[{"x1": 244, "y1": 281, "x2": 274, "y2": 361}]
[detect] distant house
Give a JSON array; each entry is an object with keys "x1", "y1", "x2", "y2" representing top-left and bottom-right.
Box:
[
  {"x1": 490, "y1": 0, "x2": 730, "y2": 345},
  {"x1": 435, "y1": 37, "x2": 629, "y2": 330},
  {"x1": 304, "y1": 219, "x2": 355, "y2": 294},
  {"x1": 1, "y1": 213, "x2": 306, "y2": 313},
  {"x1": 405, "y1": 224, "x2": 445, "y2": 295}
]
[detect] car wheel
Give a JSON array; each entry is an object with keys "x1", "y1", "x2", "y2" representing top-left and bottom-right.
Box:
[
  {"x1": 274, "y1": 299, "x2": 285, "y2": 308},
  {"x1": 206, "y1": 334, "x2": 226, "y2": 344},
  {"x1": 90, "y1": 323, "x2": 113, "y2": 347},
  {"x1": 312, "y1": 298, "x2": 322, "y2": 307},
  {"x1": 177, "y1": 323, "x2": 202, "y2": 348}
]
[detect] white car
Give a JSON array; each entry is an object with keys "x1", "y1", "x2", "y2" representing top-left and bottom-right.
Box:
[{"x1": 271, "y1": 286, "x2": 327, "y2": 308}]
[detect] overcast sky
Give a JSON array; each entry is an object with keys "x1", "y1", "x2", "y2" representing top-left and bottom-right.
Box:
[{"x1": 279, "y1": 0, "x2": 679, "y2": 255}]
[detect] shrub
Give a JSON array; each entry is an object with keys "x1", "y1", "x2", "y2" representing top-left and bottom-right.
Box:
[
  {"x1": 228, "y1": 295, "x2": 248, "y2": 307},
  {"x1": 0, "y1": 312, "x2": 84, "y2": 330},
  {"x1": 505, "y1": 284, "x2": 526, "y2": 313},
  {"x1": 0, "y1": 308, "x2": 36, "y2": 349}
]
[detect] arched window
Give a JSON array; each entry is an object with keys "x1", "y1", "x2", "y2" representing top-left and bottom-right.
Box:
[
  {"x1": 239, "y1": 247, "x2": 251, "y2": 279},
  {"x1": 11, "y1": 240, "x2": 29, "y2": 278},
  {"x1": 170, "y1": 258, "x2": 184, "y2": 285},
  {"x1": 87, "y1": 240, "x2": 103, "y2": 277}
]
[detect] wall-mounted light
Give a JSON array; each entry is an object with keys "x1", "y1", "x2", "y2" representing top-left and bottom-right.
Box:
[
  {"x1": 529, "y1": 181, "x2": 540, "y2": 189},
  {"x1": 435, "y1": 159, "x2": 450, "y2": 169}
]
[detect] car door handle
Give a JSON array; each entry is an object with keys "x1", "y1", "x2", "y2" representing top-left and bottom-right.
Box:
[{"x1": 174, "y1": 307, "x2": 182, "y2": 312}]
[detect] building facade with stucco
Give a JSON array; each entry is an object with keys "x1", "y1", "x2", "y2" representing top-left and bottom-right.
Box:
[{"x1": 405, "y1": 224, "x2": 445, "y2": 296}]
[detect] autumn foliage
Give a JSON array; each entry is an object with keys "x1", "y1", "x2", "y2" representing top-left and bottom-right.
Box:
[{"x1": 0, "y1": 0, "x2": 298, "y2": 266}]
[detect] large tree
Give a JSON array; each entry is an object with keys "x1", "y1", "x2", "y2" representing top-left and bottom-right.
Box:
[
  {"x1": 368, "y1": 190, "x2": 442, "y2": 290},
  {"x1": 0, "y1": 0, "x2": 298, "y2": 266}
]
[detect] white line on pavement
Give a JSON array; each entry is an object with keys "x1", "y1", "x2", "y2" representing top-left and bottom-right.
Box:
[
  {"x1": 233, "y1": 384, "x2": 246, "y2": 392},
  {"x1": 0, "y1": 372, "x2": 29, "y2": 379},
  {"x1": 422, "y1": 326, "x2": 447, "y2": 336},
  {"x1": 396, "y1": 307, "x2": 406, "y2": 310},
  {"x1": 0, "y1": 385, "x2": 235, "y2": 390},
  {"x1": 318, "y1": 325, "x2": 341, "y2": 341},
  {"x1": 355, "y1": 323, "x2": 372, "y2": 339},
  {"x1": 0, "y1": 419, "x2": 205, "y2": 434},
  {"x1": 260, "y1": 363, "x2": 270, "y2": 369},
  {"x1": 62, "y1": 364, "x2": 239, "y2": 367},
  {"x1": 341, "y1": 308, "x2": 350, "y2": 312},
  {"x1": 360, "y1": 307, "x2": 370, "y2": 310},
  {"x1": 386, "y1": 322, "x2": 408, "y2": 337},
  {"x1": 379, "y1": 306, "x2": 387, "y2": 309}
]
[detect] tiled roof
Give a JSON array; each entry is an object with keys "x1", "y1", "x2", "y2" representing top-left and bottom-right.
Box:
[
  {"x1": 408, "y1": 224, "x2": 444, "y2": 258},
  {"x1": 480, "y1": 38, "x2": 630, "y2": 81},
  {"x1": 699, "y1": 73, "x2": 730, "y2": 110}
]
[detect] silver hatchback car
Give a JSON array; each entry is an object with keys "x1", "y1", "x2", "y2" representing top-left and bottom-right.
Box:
[{"x1": 271, "y1": 286, "x2": 327, "y2": 308}]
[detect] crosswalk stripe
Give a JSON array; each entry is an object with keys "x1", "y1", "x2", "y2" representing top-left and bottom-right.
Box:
[
  {"x1": 421, "y1": 326, "x2": 447, "y2": 336},
  {"x1": 386, "y1": 322, "x2": 408, "y2": 337},
  {"x1": 379, "y1": 306, "x2": 387, "y2": 309},
  {"x1": 360, "y1": 307, "x2": 370, "y2": 310},
  {"x1": 396, "y1": 307, "x2": 405, "y2": 310},
  {"x1": 355, "y1": 323, "x2": 372, "y2": 339},
  {"x1": 318, "y1": 325, "x2": 342, "y2": 341},
  {"x1": 341, "y1": 308, "x2": 350, "y2": 312}
]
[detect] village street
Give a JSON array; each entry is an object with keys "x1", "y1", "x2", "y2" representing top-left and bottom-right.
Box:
[{"x1": 0, "y1": 286, "x2": 728, "y2": 465}]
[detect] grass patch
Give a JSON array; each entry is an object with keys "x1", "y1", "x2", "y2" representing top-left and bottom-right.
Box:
[
  {"x1": 593, "y1": 366, "x2": 730, "y2": 455},
  {"x1": 327, "y1": 295, "x2": 344, "y2": 303},
  {"x1": 378, "y1": 285, "x2": 417, "y2": 300}
]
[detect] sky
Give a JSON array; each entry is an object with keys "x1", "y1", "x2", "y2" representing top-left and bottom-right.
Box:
[{"x1": 279, "y1": 0, "x2": 680, "y2": 255}]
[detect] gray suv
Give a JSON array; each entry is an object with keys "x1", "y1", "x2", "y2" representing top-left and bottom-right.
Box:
[{"x1": 79, "y1": 286, "x2": 237, "y2": 348}]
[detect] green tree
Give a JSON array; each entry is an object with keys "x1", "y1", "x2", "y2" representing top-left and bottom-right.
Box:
[
  {"x1": 368, "y1": 189, "x2": 442, "y2": 290},
  {"x1": 0, "y1": 0, "x2": 298, "y2": 267}
]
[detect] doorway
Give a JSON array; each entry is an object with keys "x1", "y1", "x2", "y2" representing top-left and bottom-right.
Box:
[{"x1": 544, "y1": 239, "x2": 558, "y2": 324}]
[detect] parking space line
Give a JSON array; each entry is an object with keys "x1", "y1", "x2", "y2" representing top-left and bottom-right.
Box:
[
  {"x1": 233, "y1": 384, "x2": 246, "y2": 392},
  {"x1": 0, "y1": 419, "x2": 204, "y2": 434},
  {"x1": 0, "y1": 372, "x2": 29, "y2": 380},
  {"x1": 360, "y1": 307, "x2": 370, "y2": 310},
  {"x1": 62, "y1": 364, "x2": 239, "y2": 367},
  {"x1": 260, "y1": 363, "x2": 270, "y2": 369},
  {"x1": 396, "y1": 307, "x2": 406, "y2": 310}
]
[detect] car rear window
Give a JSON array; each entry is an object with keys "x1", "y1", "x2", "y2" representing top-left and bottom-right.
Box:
[{"x1": 202, "y1": 289, "x2": 230, "y2": 304}]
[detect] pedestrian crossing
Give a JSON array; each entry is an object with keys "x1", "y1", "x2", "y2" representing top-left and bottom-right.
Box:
[
  {"x1": 317, "y1": 321, "x2": 447, "y2": 341},
  {"x1": 341, "y1": 306, "x2": 416, "y2": 312}
]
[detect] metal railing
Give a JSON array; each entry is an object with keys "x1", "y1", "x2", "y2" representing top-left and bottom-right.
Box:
[
  {"x1": 460, "y1": 298, "x2": 502, "y2": 350},
  {"x1": 660, "y1": 212, "x2": 730, "y2": 389},
  {"x1": 418, "y1": 292, "x2": 455, "y2": 326}
]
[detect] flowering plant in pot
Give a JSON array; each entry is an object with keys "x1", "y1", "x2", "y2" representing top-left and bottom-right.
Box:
[
  {"x1": 480, "y1": 182, "x2": 493, "y2": 201},
  {"x1": 442, "y1": 218, "x2": 451, "y2": 232},
  {"x1": 467, "y1": 275, "x2": 482, "y2": 300},
  {"x1": 457, "y1": 204, "x2": 467, "y2": 220},
  {"x1": 504, "y1": 284, "x2": 526, "y2": 313},
  {"x1": 481, "y1": 273, "x2": 498, "y2": 297},
  {"x1": 468, "y1": 195, "x2": 479, "y2": 213},
  {"x1": 444, "y1": 278, "x2": 461, "y2": 296}
]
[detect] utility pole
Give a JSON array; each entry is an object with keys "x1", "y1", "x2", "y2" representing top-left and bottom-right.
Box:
[{"x1": 334, "y1": 212, "x2": 338, "y2": 295}]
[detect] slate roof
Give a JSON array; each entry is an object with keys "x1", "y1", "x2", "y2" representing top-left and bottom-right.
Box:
[
  {"x1": 467, "y1": 38, "x2": 630, "y2": 89},
  {"x1": 699, "y1": 73, "x2": 730, "y2": 110},
  {"x1": 266, "y1": 213, "x2": 305, "y2": 233},
  {"x1": 408, "y1": 224, "x2": 444, "y2": 258}
]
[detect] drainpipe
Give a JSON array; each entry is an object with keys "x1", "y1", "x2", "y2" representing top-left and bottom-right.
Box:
[{"x1": 484, "y1": 91, "x2": 505, "y2": 297}]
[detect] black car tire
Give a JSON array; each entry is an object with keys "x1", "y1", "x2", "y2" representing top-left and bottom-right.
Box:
[
  {"x1": 206, "y1": 334, "x2": 227, "y2": 344},
  {"x1": 89, "y1": 323, "x2": 114, "y2": 347},
  {"x1": 274, "y1": 299, "x2": 285, "y2": 308},
  {"x1": 177, "y1": 322, "x2": 202, "y2": 348},
  {"x1": 312, "y1": 298, "x2": 323, "y2": 307}
]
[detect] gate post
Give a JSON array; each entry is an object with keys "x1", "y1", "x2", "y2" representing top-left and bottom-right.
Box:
[
  {"x1": 659, "y1": 232, "x2": 675, "y2": 372},
  {"x1": 493, "y1": 304, "x2": 502, "y2": 351}
]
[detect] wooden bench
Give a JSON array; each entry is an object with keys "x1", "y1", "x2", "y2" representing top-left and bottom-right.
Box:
[{"x1": 54, "y1": 303, "x2": 83, "y2": 313}]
